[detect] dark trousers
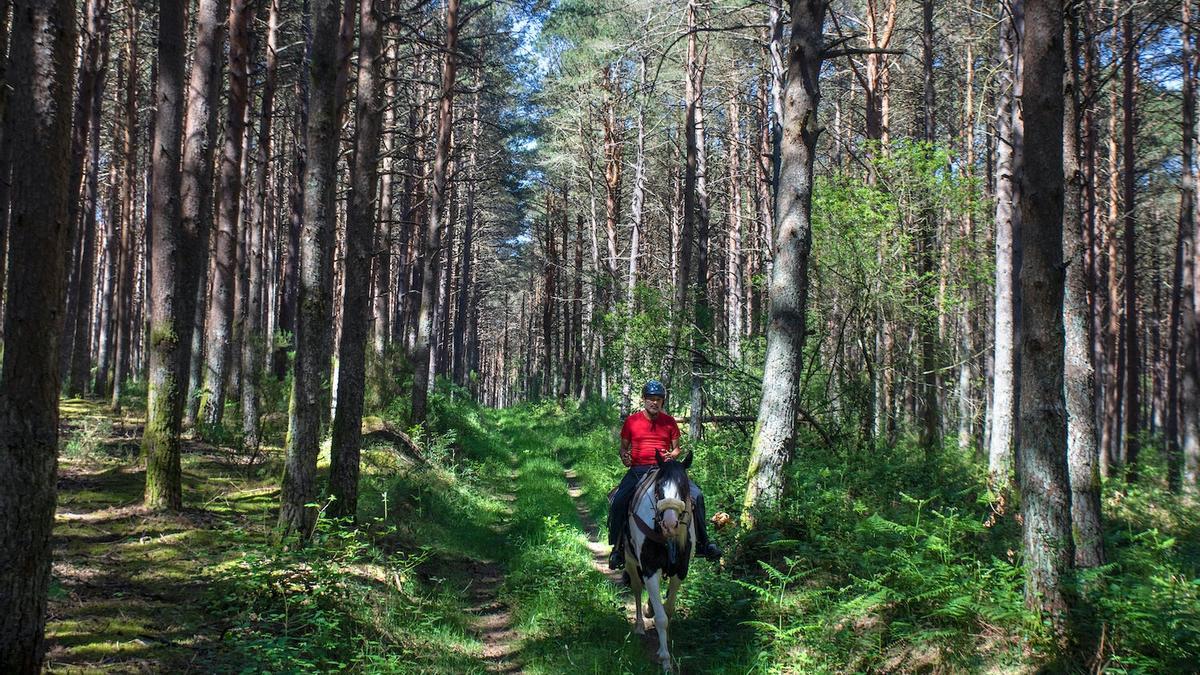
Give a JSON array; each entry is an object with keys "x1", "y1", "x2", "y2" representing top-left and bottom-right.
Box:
[{"x1": 607, "y1": 466, "x2": 711, "y2": 548}]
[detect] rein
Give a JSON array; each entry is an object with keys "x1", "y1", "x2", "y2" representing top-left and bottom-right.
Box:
[{"x1": 631, "y1": 469, "x2": 691, "y2": 545}]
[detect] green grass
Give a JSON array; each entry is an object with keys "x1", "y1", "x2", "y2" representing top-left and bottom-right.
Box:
[{"x1": 50, "y1": 394, "x2": 1199, "y2": 673}]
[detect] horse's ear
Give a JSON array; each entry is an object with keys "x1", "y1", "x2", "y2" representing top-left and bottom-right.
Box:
[
  {"x1": 682, "y1": 451, "x2": 693, "y2": 469},
  {"x1": 655, "y1": 449, "x2": 664, "y2": 466}
]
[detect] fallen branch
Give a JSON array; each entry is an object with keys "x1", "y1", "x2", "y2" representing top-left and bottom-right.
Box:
[{"x1": 361, "y1": 417, "x2": 426, "y2": 464}]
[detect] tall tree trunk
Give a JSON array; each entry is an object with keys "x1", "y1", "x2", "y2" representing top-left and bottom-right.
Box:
[
  {"x1": 242, "y1": 0, "x2": 280, "y2": 450},
  {"x1": 453, "y1": 76, "x2": 480, "y2": 386},
  {"x1": 989, "y1": 1, "x2": 1019, "y2": 486},
  {"x1": 329, "y1": 0, "x2": 386, "y2": 520},
  {"x1": 574, "y1": 212, "x2": 585, "y2": 399},
  {"x1": 726, "y1": 80, "x2": 744, "y2": 363},
  {"x1": 111, "y1": 0, "x2": 138, "y2": 410},
  {"x1": 684, "y1": 0, "x2": 711, "y2": 439},
  {"x1": 372, "y1": 37, "x2": 397, "y2": 359},
  {"x1": 181, "y1": 0, "x2": 227, "y2": 426},
  {"x1": 410, "y1": 0, "x2": 459, "y2": 425},
  {"x1": 0, "y1": 0, "x2": 12, "y2": 330},
  {"x1": 918, "y1": 0, "x2": 939, "y2": 451},
  {"x1": 1064, "y1": 5, "x2": 1105, "y2": 567},
  {"x1": 1183, "y1": 5, "x2": 1200, "y2": 491},
  {"x1": 60, "y1": 0, "x2": 108, "y2": 386},
  {"x1": 276, "y1": 0, "x2": 310, "y2": 380},
  {"x1": 143, "y1": 0, "x2": 188, "y2": 512},
  {"x1": 620, "y1": 55, "x2": 647, "y2": 417},
  {"x1": 94, "y1": 69, "x2": 122, "y2": 397},
  {"x1": 69, "y1": 0, "x2": 112, "y2": 395},
  {"x1": 1167, "y1": 0, "x2": 1194, "y2": 492},
  {"x1": 0, "y1": 0, "x2": 77, "y2": 666},
  {"x1": 279, "y1": 0, "x2": 344, "y2": 538},
  {"x1": 742, "y1": 0, "x2": 825, "y2": 526},
  {"x1": 1017, "y1": 0, "x2": 1073, "y2": 642},
  {"x1": 1121, "y1": 5, "x2": 1140, "y2": 480},
  {"x1": 199, "y1": 0, "x2": 252, "y2": 429}
]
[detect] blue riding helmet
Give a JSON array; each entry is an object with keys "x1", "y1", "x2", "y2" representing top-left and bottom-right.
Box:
[{"x1": 642, "y1": 379, "x2": 666, "y2": 398}]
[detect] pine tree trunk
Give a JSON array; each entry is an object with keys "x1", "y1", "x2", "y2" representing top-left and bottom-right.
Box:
[
  {"x1": 143, "y1": 0, "x2": 188, "y2": 512},
  {"x1": 1017, "y1": 0, "x2": 1073, "y2": 641},
  {"x1": 372, "y1": 36, "x2": 397, "y2": 359},
  {"x1": 199, "y1": 0, "x2": 252, "y2": 430},
  {"x1": 329, "y1": 0, "x2": 386, "y2": 520},
  {"x1": 0, "y1": 0, "x2": 77, "y2": 666},
  {"x1": 726, "y1": 82, "x2": 744, "y2": 363},
  {"x1": 918, "y1": 0, "x2": 939, "y2": 451},
  {"x1": 620, "y1": 56, "x2": 647, "y2": 417},
  {"x1": 61, "y1": 0, "x2": 108, "y2": 386},
  {"x1": 1064, "y1": 7, "x2": 1105, "y2": 567},
  {"x1": 989, "y1": 3, "x2": 1019, "y2": 486},
  {"x1": 742, "y1": 0, "x2": 824, "y2": 526},
  {"x1": 181, "y1": 0, "x2": 227, "y2": 426},
  {"x1": 279, "y1": 0, "x2": 344, "y2": 538},
  {"x1": 242, "y1": 0, "x2": 279, "y2": 450},
  {"x1": 1121, "y1": 6, "x2": 1141, "y2": 479},
  {"x1": 111, "y1": 1, "x2": 138, "y2": 410},
  {"x1": 453, "y1": 78, "x2": 480, "y2": 386},
  {"x1": 410, "y1": 0, "x2": 459, "y2": 424}
]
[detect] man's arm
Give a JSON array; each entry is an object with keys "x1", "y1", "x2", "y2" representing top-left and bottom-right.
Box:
[
  {"x1": 668, "y1": 436, "x2": 681, "y2": 460},
  {"x1": 620, "y1": 437, "x2": 633, "y2": 466}
]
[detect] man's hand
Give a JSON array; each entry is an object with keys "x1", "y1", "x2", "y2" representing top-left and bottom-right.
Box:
[{"x1": 620, "y1": 449, "x2": 633, "y2": 467}]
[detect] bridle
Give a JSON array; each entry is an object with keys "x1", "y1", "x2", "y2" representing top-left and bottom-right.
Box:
[{"x1": 631, "y1": 465, "x2": 692, "y2": 547}]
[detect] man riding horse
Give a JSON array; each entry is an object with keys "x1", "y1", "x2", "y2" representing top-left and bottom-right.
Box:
[{"x1": 607, "y1": 379, "x2": 721, "y2": 570}]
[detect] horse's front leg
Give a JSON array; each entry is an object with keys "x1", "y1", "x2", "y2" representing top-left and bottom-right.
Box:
[
  {"x1": 644, "y1": 571, "x2": 672, "y2": 671},
  {"x1": 627, "y1": 559, "x2": 646, "y2": 635},
  {"x1": 664, "y1": 575, "x2": 681, "y2": 618}
]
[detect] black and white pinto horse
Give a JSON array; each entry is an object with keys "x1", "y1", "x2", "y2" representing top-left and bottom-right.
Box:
[{"x1": 621, "y1": 451, "x2": 694, "y2": 672}]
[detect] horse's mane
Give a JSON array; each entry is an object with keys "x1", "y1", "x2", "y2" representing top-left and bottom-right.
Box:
[{"x1": 655, "y1": 460, "x2": 690, "y2": 499}]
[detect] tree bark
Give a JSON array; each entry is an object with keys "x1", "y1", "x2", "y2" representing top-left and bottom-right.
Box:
[
  {"x1": 1016, "y1": 0, "x2": 1073, "y2": 640},
  {"x1": 241, "y1": 0, "x2": 280, "y2": 450},
  {"x1": 453, "y1": 76, "x2": 481, "y2": 386},
  {"x1": 198, "y1": 0, "x2": 252, "y2": 429},
  {"x1": 93, "y1": 76, "x2": 121, "y2": 397},
  {"x1": 68, "y1": 0, "x2": 112, "y2": 395},
  {"x1": 918, "y1": 0, "x2": 940, "y2": 451},
  {"x1": 111, "y1": 0, "x2": 138, "y2": 410},
  {"x1": 742, "y1": 0, "x2": 825, "y2": 526},
  {"x1": 0, "y1": 0, "x2": 76, "y2": 667},
  {"x1": 989, "y1": 1, "x2": 1019, "y2": 487},
  {"x1": 60, "y1": 0, "x2": 108, "y2": 388},
  {"x1": 181, "y1": 0, "x2": 227, "y2": 427},
  {"x1": 410, "y1": 0, "x2": 459, "y2": 425},
  {"x1": 372, "y1": 36, "x2": 398, "y2": 359},
  {"x1": 726, "y1": 79, "x2": 744, "y2": 363},
  {"x1": 143, "y1": 0, "x2": 188, "y2": 512},
  {"x1": 620, "y1": 55, "x2": 647, "y2": 417},
  {"x1": 329, "y1": 0, "x2": 386, "y2": 521},
  {"x1": 1121, "y1": 5, "x2": 1140, "y2": 479},
  {"x1": 1064, "y1": 5, "x2": 1105, "y2": 567},
  {"x1": 279, "y1": 0, "x2": 343, "y2": 538}
]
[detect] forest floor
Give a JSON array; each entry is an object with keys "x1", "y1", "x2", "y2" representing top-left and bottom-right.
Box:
[{"x1": 45, "y1": 399, "x2": 732, "y2": 673}]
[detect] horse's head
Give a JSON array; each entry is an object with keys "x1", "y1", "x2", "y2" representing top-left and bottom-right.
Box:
[{"x1": 653, "y1": 451, "x2": 693, "y2": 541}]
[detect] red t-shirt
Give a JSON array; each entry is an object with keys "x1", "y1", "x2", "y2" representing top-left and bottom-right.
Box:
[{"x1": 620, "y1": 411, "x2": 682, "y2": 466}]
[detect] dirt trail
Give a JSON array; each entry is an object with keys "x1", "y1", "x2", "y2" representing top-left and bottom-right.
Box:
[
  {"x1": 562, "y1": 467, "x2": 668, "y2": 671},
  {"x1": 465, "y1": 468, "x2": 522, "y2": 673}
]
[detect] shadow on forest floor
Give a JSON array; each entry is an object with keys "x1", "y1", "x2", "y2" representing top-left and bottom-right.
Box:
[{"x1": 47, "y1": 399, "x2": 283, "y2": 673}]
